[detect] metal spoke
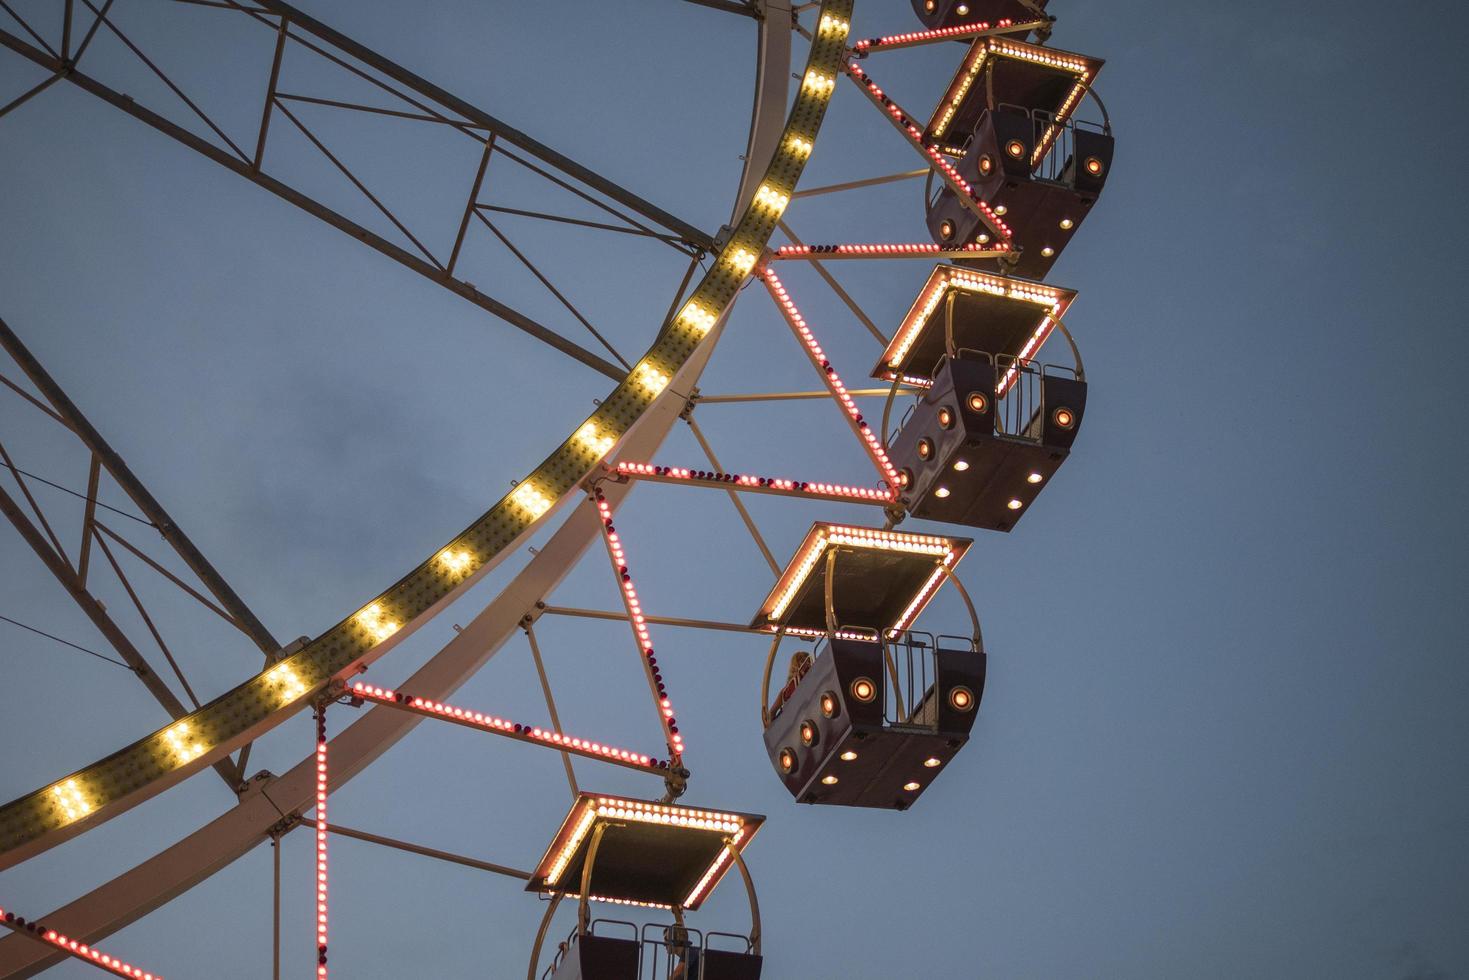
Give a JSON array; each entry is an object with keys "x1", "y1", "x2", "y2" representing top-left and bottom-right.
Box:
[
  {"x1": 324, "y1": 823, "x2": 531, "y2": 880},
  {"x1": 0, "y1": 70, "x2": 61, "y2": 121},
  {"x1": 685, "y1": 415, "x2": 780, "y2": 577},
  {"x1": 543, "y1": 605, "x2": 765, "y2": 637},
  {"x1": 792, "y1": 167, "x2": 928, "y2": 199},
  {"x1": 777, "y1": 220, "x2": 888, "y2": 344},
  {"x1": 523, "y1": 621, "x2": 578, "y2": 801},
  {"x1": 696, "y1": 387, "x2": 919, "y2": 403}
]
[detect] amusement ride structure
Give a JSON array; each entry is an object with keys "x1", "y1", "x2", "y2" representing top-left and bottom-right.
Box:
[{"x1": 0, "y1": 0, "x2": 1113, "y2": 975}]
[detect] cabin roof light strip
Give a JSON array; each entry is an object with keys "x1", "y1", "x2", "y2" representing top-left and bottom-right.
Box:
[
  {"x1": 0, "y1": 906, "x2": 161, "y2": 979},
  {"x1": 883, "y1": 266, "x2": 1073, "y2": 377},
  {"x1": 349, "y1": 683, "x2": 668, "y2": 773},
  {"x1": 0, "y1": 0, "x2": 856, "y2": 864},
  {"x1": 766, "y1": 525, "x2": 963, "y2": 626},
  {"x1": 929, "y1": 38, "x2": 1100, "y2": 166}
]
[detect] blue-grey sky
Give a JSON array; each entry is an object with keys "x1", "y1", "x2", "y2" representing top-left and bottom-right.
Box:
[{"x1": 1, "y1": 0, "x2": 1467, "y2": 977}]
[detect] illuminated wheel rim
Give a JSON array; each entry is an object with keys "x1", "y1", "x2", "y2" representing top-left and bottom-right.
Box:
[{"x1": 0, "y1": 1, "x2": 857, "y2": 971}]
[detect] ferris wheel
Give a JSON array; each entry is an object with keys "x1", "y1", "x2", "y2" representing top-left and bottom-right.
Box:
[{"x1": 0, "y1": 0, "x2": 1113, "y2": 975}]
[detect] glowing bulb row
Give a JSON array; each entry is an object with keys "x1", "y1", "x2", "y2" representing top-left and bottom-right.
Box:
[
  {"x1": 887, "y1": 268, "x2": 1065, "y2": 371},
  {"x1": 852, "y1": 20, "x2": 1015, "y2": 51},
  {"x1": 161, "y1": 721, "x2": 205, "y2": 764},
  {"x1": 0, "y1": 907, "x2": 161, "y2": 979},
  {"x1": 616, "y1": 462, "x2": 894, "y2": 504},
  {"x1": 774, "y1": 242, "x2": 1007, "y2": 260},
  {"x1": 844, "y1": 61, "x2": 1012, "y2": 241},
  {"x1": 682, "y1": 827, "x2": 747, "y2": 909},
  {"x1": 677, "y1": 301, "x2": 717, "y2": 336},
  {"x1": 575, "y1": 422, "x2": 616, "y2": 458},
  {"x1": 510, "y1": 481, "x2": 554, "y2": 520},
  {"x1": 801, "y1": 70, "x2": 835, "y2": 96},
  {"x1": 818, "y1": 13, "x2": 849, "y2": 37},
  {"x1": 826, "y1": 525, "x2": 955, "y2": 556},
  {"x1": 754, "y1": 184, "x2": 790, "y2": 216},
  {"x1": 780, "y1": 625, "x2": 879, "y2": 642},
  {"x1": 314, "y1": 707, "x2": 329, "y2": 979},
  {"x1": 263, "y1": 661, "x2": 310, "y2": 704},
  {"x1": 633, "y1": 360, "x2": 671, "y2": 394},
  {"x1": 353, "y1": 601, "x2": 400, "y2": 644},
  {"x1": 594, "y1": 804, "x2": 740, "y2": 835},
  {"x1": 349, "y1": 684, "x2": 665, "y2": 771},
  {"x1": 50, "y1": 778, "x2": 91, "y2": 823},
  {"x1": 890, "y1": 557, "x2": 956, "y2": 637},
  {"x1": 544, "y1": 805, "x2": 597, "y2": 887},
  {"x1": 724, "y1": 247, "x2": 758, "y2": 275},
  {"x1": 787, "y1": 135, "x2": 814, "y2": 159},
  {"x1": 768, "y1": 530, "x2": 830, "y2": 622},
  {"x1": 760, "y1": 268, "x2": 902, "y2": 487},
  {"x1": 593, "y1": 489, "x2": 684, "y2": 762}
]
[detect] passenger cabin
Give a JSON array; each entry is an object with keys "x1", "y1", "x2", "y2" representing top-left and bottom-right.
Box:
[
  {"x1": 910, "y1": 0, "x2": 1051, "y2": 35},
  {"x1": 753, "y1": 525, "x2": 984, "y2": 810},
  {"x1": 878, "y1": 265, "x2": 1086, "y2": 532},
  {"x1": 528, "y1": 793, "x2": 765, "y2": 980},
  {"x1": 923, "y1": 37, "x2": 1110, "y2": 279}
]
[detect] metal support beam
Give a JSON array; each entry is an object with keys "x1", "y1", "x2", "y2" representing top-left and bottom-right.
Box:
[
  {"x1": 685, "y1": 416, "x2": 780, "y2": 576},
  {"x1": 0, "y1": 319, "x2": 283, "y2": 662},
  {"x1": 0, "y1": 482, "x2": 242, "y2": 788},
  {"x1": 0, "y1": 38, "x2": 627, "y2": 381},
  {"x1": 542, "y1": 604, "x2": 768, "y2": 637},
  {"x1": 350, "y1": 684, "x2": 670, "y2": 776},
  {"x1": 523, "y1": 621, "x2": 579, "y2": 800},
  {"x1": 324, "y1": 823, "x2": 531, "y2": 880},
  {"x1": 696, "y1": 387, "x2": 920, "y2": 402}
]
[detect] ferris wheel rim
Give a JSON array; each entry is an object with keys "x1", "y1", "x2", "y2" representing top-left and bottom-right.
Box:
[{"x1": 0, "y1": 1, "x2": 861, "y2": 971}]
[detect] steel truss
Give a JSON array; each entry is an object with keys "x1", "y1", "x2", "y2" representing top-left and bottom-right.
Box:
[{"x1": 0, "y1": 0, "x2": 719, "y2": 381}]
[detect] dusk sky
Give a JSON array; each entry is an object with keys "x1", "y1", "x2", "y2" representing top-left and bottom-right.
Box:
[{"x1": 1, "y1": 0, "x2": 1466, "y2": 977}]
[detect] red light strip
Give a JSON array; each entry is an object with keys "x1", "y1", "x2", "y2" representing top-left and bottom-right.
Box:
[
  {"x1": 760, "y1": 269, "x2": 903, "y2": 489},
  {"x1": 349, "y1": 683, "x2": 670, "y2": 774},
  {"x1": 773, "y1": 243, "x2": 1010, "y2": 261},
  {"x1": 616, "y1": 462, "x2": 894, "y2": 505},
  {"x1": 592, "y1": 487, "x2": 685, "y2": 765},
  {"x1": 842, "y1": 61, "x2": 1012, "y2": 244},
  {"x1": 851, "y1": 18, "x2": 1048, "y2": 51},
  {"x1": 314, "y1": 705, "x2": 329, "y2": 980},
  {"x1": 0, "y1": 906, "x2": 161, "y2": 978}
]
